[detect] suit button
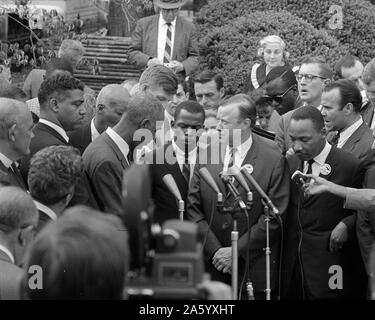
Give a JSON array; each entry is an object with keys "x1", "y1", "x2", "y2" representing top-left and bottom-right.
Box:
[{"x1": 222, "y1": 222, "x2": 230, "y2": 230}]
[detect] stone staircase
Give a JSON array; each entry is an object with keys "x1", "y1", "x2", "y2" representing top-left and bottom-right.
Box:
[{"x1": 74, "y1": 35, "x2": 141, "y2": 93}]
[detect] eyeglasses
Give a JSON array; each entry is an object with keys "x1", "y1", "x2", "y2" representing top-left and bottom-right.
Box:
[
  {"x1": 263, "y1": 85, "x2": 296, "y2": 104},
  {"x1": 296, "y1": 73, "x2": 327, "y2": 82}
]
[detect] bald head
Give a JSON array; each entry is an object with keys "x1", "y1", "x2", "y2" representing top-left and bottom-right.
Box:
[
  {"x1": 95, "y1": 84, "x2": 131, "y2": 130},
  {"x1": 0, "y1": 98, "x2": 34, "y2": 160},
  {"x1": 0, "y1": 186, "x2": 38, "y2": 234}
]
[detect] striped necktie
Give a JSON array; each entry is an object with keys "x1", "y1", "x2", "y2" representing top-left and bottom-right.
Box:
[
  {"x1": 182, "y1": 152, "x2": 190, "y2": 184},
  {"x1": 163, "y1": 23, "x2": 172, "y2": 64}
]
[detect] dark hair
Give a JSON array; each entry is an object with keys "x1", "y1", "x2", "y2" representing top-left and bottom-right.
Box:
[
  {"x1": 221, "y1": 94, "x2": 256, "y2": 127},
  {"x1": 334, "y1": 55, "x2": 360, "y2": 79},
  {"x1": 291, "y1": 105, "x2": 324, "y2": 131},
  {"x1": 0, "y1": 85, "x2": 27, "y2": 100},
  {"x1": 176, "y1": 74, "x2": 188, "y2": 94},
  {"x1": 45, "y1": 58, "x2": 74, "y2": 78},
  {"x1": 193, "y1": 71, "x2": 224, "y2": 91},
  {"x1": 300, "y1": 56, "x2": 333, "y2": 79},
  {"x1": 265, "y1": 66, "x2": 297, "y2": 89},
  {"x1": 28, "y1": 146, "x2": 83, "y2": 206},
  {"x1": 124, "y1": 93, "x2": 165, "y2": 127},
  {"x1": 23, "y1": 206, "x2": 129, "y2": 300},
  {"x1": 174, "y1": 100, "x2": 205, "y2": 123},
  {"x1": 139, "y1": 65, "x2": 178, "y2": 95},
  {"x1": 323, "y1": 79, "x2": 362, "y2": 113},
  {"x1": 38, "y1": 73, "x2": 84, "y2": 107}
]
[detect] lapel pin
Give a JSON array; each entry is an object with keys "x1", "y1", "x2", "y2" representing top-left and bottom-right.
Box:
[
  {"x1": 243, "y1": 164, "x2": 254, "y2": 175},
  {"x1": 320, "y1": 163, "x2": 331, "y2": 176}
]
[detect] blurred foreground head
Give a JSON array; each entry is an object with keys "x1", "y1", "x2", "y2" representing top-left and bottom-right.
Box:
[{"x1": 23, "y1": 206, "x2": 129, "y2": 300}]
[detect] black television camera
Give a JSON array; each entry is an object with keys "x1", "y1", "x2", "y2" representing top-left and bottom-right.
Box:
[{"x1": 122, "y1": 164, "x2": 205, "y2": 299}]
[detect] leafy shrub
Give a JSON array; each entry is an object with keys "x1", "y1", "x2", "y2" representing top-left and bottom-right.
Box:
[
  {"x1": 196, "y1": 0, "x2": 375, "y2": 64},
  {"x1": 198, "y1": 10, "x2": 347, "y2": 95}
]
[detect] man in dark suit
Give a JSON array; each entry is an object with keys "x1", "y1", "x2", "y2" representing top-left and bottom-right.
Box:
[
  {"x1": 128, "y1": 0, "x2": 198, "y2": 76},
  {"x1": 275, "y1": 57, "x2": 333, "y2": 155},
  {"x1": 27, "y1": 146, "x2": 83, "y2": 232},
  {"x1": 83, "y1": 93, "x2": 164, "y2": 219},
  {"x1": 322, "y1": 79, "x2": 374, "y2": 162},
  {"x1": 0, "y1": 187, "x2": 38, "y2": 300},
  {"x1": 282, "y1": 106, "x2": 366, "y2": 299},
  {"x1": 148, "y1": 100, "x2": 205, "y2": 224},
  {"x1": 0, "y1": 98, "x2": 34, "y2": 190},
  {"x1": 20, "y1": 73, "x2": 98, "y2": 209},
  {"x1": 187, "y1": 94, "x2": 290, "y2": 299},
  {"x1": 69, "y1": 84, "x2": 131, "y2": 154}
]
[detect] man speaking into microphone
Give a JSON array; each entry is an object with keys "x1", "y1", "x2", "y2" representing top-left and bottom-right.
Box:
[{"x1": 187, "y1": 94, "x2": 290, "y2": 300}]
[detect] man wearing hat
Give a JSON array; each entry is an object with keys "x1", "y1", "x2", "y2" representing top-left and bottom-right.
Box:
[{"x1": 128, "y1": 0, "x2": 198, "y2": 76}]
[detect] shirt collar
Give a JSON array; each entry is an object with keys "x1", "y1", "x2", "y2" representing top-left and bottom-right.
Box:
[
  {"x1": 0, "y1": 152, "x2": 13, "y2": 168},
  {"x1": 159, "y1": 12, "x2": 177, "y2": 27},
  {"x1": 313, "y1": 141, "x2": 332, "y2": 166},
  {"x1": 106, "y1": 127, "x2": 130, "y2": 166},
  {"x1": 172, "y1": 140, "x2": 197, "y2": 164},
  {"x1": 338, "y1": 117, "x2": 363, "y2": 145},
  {"x1": 39, "y1": 119, "x2": 69, "y2": 143},
  {"x1": 91, "y1": 118, "x2": 101, "y2": 141},
  {"x1": 34, "y1": 200, "x2": 57, "y2": 221},
  {"x1": 232, "y1": 134, "x2": 253, "y2": 159},
  {"x1": 0, "y1": 243, "x2": 15, "y2": 264}
]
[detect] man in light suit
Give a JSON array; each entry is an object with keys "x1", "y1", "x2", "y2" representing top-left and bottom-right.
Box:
[
  {"x1": 0, "y1": 187, "x2": 38, "y2": 300},
  {"x1": 0, "y1": 98, "x2": 34, "y2": 190},
  {"x1": 128, "y1": 0, "x2": 198, "y2": 76},
  {"x1": 69, "y1": 84, "x2": 131, "y2": 155},
  {"x1": 362, "y1": 59, "x2": 375, "y2": 131},
  {"x1": 187, "y1": 94, "x2": 290, "y2": 300},
  {"x1": 83, "y1": 93, "x2": 164, "y2": 219},
  {"x1": 322, "y1": 79, "x2": 374, "y2": 162}
]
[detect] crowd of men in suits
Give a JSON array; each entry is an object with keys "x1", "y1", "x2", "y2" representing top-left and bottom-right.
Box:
[{"x1": 1, "y1": 0, "x2": 375, "y2": 300}]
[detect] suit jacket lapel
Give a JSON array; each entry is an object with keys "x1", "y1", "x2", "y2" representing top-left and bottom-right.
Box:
[
  {"x1": 82, "y1": 124, "x2": 92, "y2": 150},
  {"x1": 173, "y1": 17, "x2": 183, "y2": 60},
  {"x1": 103, "y1": 133, "x2": 129, "y2": 169},
  {"x1": 152, "y1": 15, "x2": 159, "y2": 59},
  {"x1": 37, "y1": 123, "x2": 69, "y2": 145},
  {"x1": 342, "y1": 123, "x2": 365, "y2": 153}
]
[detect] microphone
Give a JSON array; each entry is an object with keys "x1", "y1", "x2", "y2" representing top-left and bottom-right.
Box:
[
  {"x1": 162, "y1": 174, "x2": 184, "y2": 221},
  {"x1": 241, "y1": 165, "x2": 280, "y2": 215},
  {"x1": 199, "y1": 167, "x2": 223, "y2": 205},
  {"x1": 226, "y1": 166, "x2": 253, "y2": 206},
  {"x1": 291, "y1": 170, "x2": 309, "y2": 186},
  {"x1": 219, "y1": 171, "x2": 240, "y2": 198}
]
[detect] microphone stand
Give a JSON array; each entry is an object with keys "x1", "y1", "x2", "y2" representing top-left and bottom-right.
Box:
[
  {"x1": 218, "y1": 179, "x2": 249, "y2": 300},
  {"x1": 263, "y1": 200, "x2": 271, "y2": 301}
]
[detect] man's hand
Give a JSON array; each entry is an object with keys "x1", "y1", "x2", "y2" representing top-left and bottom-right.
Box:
[
  {"x1": 168, "y1": 60, "x2": 184, "y2": 73},
  {"x1": 147, "y1": 58, "x2": 162, "y2": 67},
  {"x1": 212, "y1": 247, "x2": 232, "y2": 274},
  {"x1": 329, "y1": 221, "x2": 348, "y2": 252},
  {"x1": 303, "y1": 174, "x2": 332, "y2": 196}
]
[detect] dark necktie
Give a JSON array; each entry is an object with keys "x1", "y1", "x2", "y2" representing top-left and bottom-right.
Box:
[
  {"x1": 9, "y1": 162, "x2": 26, "y2": 190},
  {"x1": 330, "y1": 131, "x2": 340, "y2": 148},
  {"x1": 227, "y1": 147, "x2": 235, "y2": 170},
  {"x1": 182, "y1": 151, "x2": 190, "y2": 184},
  {"x1": 163, "y1": 23, "x2": 172, "y2": 64},
  {"x1": 305, "y1": 159, "x2": 314, "y2": 175}
]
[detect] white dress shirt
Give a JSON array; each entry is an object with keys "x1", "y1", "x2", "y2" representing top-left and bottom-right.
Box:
[
  {"x1": 157, "y1": 13, "x2": 176, "y2": 64},
  {"x1": 34, "y1": 200, "x2": 57, "y2": 221},
  {"x1": 0, "y1": 152, "x2": 13, "y2": 169},
  {"x1": 223, "y1": 135, "x2": 253, "y2": 172},
  {"x1": 303, "y1": 141, "x2": 332, "y2": 176},
  {"x1": 337, "y1": 117, "x2": 363, "y2": 149},
  {"x1": 39, "y1": 119, "x2": 69, "y2": 143},
  {"x1": 90, "y1": 118, "x2": 101, "y2": 142},
  {"x1": 106, "y1": 127, "x2": 130, "y2": 166},
  {"x1": 172, "y1": 140, "x2": 197, "y2": 182},
  {"x1": 0, "y1": 243, "x2": 15, "y2": 264}
]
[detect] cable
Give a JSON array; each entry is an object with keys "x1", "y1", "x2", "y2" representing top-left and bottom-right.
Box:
[
  {"x1": 276, "y1": 214, "x2": 284, "y2": 300},
  {"x1": 200, "y1": 198, "x2": 216, "y2": 256},
  {"x1": 238, "y1": 207, "x2": 252, "y2": 299}
]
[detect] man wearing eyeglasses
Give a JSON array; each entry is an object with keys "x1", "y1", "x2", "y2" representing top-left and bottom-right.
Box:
[
  {"x1": 128, "y1": 0, "x2": 199, "y2": 76},
  {"x1": 275, "y1": 56, "x2": 333, "y2": 155},
  {"x1": 0, "y1": 187, "x2": 38, "y2": 300}
]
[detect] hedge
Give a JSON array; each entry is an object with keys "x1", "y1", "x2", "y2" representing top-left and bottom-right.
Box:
[
  {"x1": 198, "y1": 10, "x2": 347, "y2": 95},
  {"x1": 196, "y1": 0, "x2": 375, "y2": 64}
]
